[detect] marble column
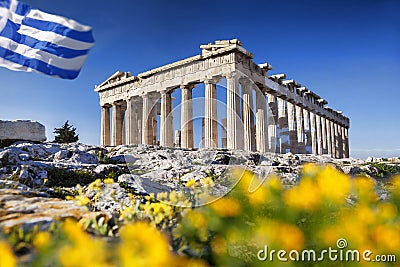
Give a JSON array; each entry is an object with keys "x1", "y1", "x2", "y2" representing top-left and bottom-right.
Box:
[
  {"x1": 151, "y1": 99, "x2": 158, "y2": 145},
  {"x1": 160, "y1": 90, "x2": 173, "y2": 147},
  {"x1": 125, "y1": 98, "x2": 132, "y2": 145},
  {"x1": 267, "y1": 94, "x2": 278, "y2": 153},
  {"x1": 321, "y1": 116, "x2": 327, "y2": 154},
  {"x1": 295, "y1": 105, "x2": 305, "y2": 153},
  {"x1": 334, "y1": 123, "x2": 339, "y2": 158},
  {"x1": 315, "y1": 114, "x2": 322, "y2": 155},
  {"x1": 341, "y1": 125, "x2": 346, "y2": 158},
  {"x1": 310, "y1": 111, "x2": 317, "y2": 155},
  {"x1": 135, "y1": 97, "x2": 143, "y2": 144},
  {"x1": 287, "y1": 101, "x2": 297, "y2": 153},
  {"x1": 175, "y1": 130, "x2": 181, "y2": 147},
  {"x1": 125, "y1": 97, "x2": 140, "y2": 145},
  {"x1": 221, "y1": 118, "x2": 227, "y2": 148},
  {"x1": 255, "y1": 89, "x2": 267, "y2": 153},
  {"x1": 204, "y1": 79, "x2": 218, "y2": 148},
  {"x1": 241, "y1": 79, "x2": 255, "y2": 151},
  {"x1": 278, "y1": 98, "x2": 289, "y2": 153},
  {"x1": 112, "y1": 102, "x2": 124, "y2": 146},
  {"x1": 303, "y1": 109, "x2": 312, "y2": 153},
  {"x1": 226, "y1": 72, "x2": 243, "y2": 150},
  {"x1": 201, "y1": 118, "x2": 205, "y2": 147},
  {"x1": 330, "y1": 120, "x2": 336, "y2": 157},
  {"x1": 326, "y1": 118, "x2": 332, "y2": 155},
  {"x1": 344, "y1": 127, "x2": 349, "y2": 158},
  {"x1": 181, "y1": 84, "x2": 194, "y2": 148},
  {"x1": 101, "y1": 105, "x2": 111, "y2": 146},
  {"x1": 338, "y1": 125, "x2": 344, "y2": 158},
  {"x1": 142, "y1": 94, "x2": 152, "y2": 145}
]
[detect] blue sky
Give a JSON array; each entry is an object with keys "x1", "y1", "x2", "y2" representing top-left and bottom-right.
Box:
[{"x1": 0, "y1": 0, "x2": 399, "y2": 158}]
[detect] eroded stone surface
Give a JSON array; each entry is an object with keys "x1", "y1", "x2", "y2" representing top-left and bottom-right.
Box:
[
  {"x1": 0, "y1": 189, "x2": 98, "y2": 233},
  {"x1": 0, "y1": 120, "x2": 46, "y2": 142}
]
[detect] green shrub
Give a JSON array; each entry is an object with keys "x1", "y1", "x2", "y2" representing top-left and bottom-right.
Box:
[{"x1": 46, "y1": 168, "x2": 96, "y2": 187}]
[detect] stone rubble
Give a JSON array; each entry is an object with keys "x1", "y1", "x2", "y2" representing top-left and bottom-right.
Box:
[
  {"x1": 0, "y1": 141, "x2": 399, "y2": 231},
  {"x1": 0, "y1": 189, "x2": 98, "y2": 233}
]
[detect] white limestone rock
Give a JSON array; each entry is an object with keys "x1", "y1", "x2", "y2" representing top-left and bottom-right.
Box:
[
  {"x1": 110, "y1": 154, "x2": 137, "y2": 164},
  {"x1": 180, "y1": 170, "x2": 208, "y2": 182},
  {"x1": 69, "y1": 150, "x2": 98, "y2": 165},
  {"x1": 18, "y1": 153, "x2": 31, "y2": 161},
  {"x1": 0, "y1": 120, "x2": 46, "y2": 142},
  {"x1": 14, "y1": 142, "x2": 61, "y2": 161},
  {"x1": 54, "y1": 150, "x2": 71, "y2": 161},
  {"x1": 342, "y1": 166, "x2": 362, "y2": 175},
  {"x1": 366, "y1": 157, "x2": 383, "y2": 163},
  {"x1": 94, "y1": 164, "x2": 122, "y2": 176},
  {"x1": 84, "y1": 182, "x2": 131, "y2": 214},
  {"x1": 118, "y1": 174, "x2": 175, "y2": 195}
]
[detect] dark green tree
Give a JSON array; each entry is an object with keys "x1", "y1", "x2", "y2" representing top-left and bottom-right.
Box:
[{"x1": 53, "y1": 120, "x2": 79, "y2": 143}]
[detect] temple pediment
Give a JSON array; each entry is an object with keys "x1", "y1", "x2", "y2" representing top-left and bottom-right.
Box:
[{"x1": 98, "y1": 71, "x2": 133, "y2": 88}]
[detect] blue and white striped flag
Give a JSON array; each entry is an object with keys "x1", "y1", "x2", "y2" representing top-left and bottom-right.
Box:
[{"x1": 0, "y1": 0, "x2": 94, "y2": 79}]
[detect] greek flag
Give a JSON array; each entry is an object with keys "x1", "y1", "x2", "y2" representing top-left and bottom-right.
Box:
[{"x1": 0, "y1": 0, "x2": 94, "y2": 79}]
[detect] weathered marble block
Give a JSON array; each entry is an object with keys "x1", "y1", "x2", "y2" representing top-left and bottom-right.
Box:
[{"x1": 0, "y1": 120, "x2": 46, "y2": 142}]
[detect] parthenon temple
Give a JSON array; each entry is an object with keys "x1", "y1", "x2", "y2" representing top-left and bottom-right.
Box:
[{"x1": 95, "y1": 39, "x2": 350, "y2": 158}]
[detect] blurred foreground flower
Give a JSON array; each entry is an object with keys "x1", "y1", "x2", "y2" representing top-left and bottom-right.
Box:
[{"x1": 1, "y1": 164, "x2": 399, "y2": 267}]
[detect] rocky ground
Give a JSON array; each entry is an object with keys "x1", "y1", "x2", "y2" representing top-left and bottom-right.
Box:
[{"x1": 0, "y1": 141, "x2": 399, "y2": 233}]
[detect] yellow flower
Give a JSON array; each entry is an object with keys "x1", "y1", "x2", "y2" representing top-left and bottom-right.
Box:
[
  {"x1": 283, "y1": 177, "x2": 321, "y2": 211},
  {"x1": 226, "y1": 228, "x2": 243, "y2": 244},
  {"x1": 103, "y1": 178, "x2": 114, "y2": 184},
  {"x1": 210, "y1": 197, "x2": 242, "y2": 217},
  {"x1": 278, "y1": 223, "x2": 305, "y2": 251},
  {"x1": 186, "y1": 211, "x2": 207, "y2": 229},
  {"x1": 352, "y1": 176, "x2": 377, "y2": 203},
  {"x1": 168, "y1": 190, "x2": 178, "y2": 203},
  {"x1": 157, "y1": 192, "x2": 169, "y2": 200},
  {"x1": 118, "y1": 222, "x2": 171, "y2": 267},
  {"x1": 0, "y1": 240, "x2": 16, "y2": 267},
  {"x1": 302, "y1": 163, "x2": 321, "y2": 177},
  {"x1": 248, "y1": 185, "x2": 268, "y2": 206},
  {"x1": 120, "y1": 206, "x2": 135, "y2": 221},
  {"x1": 267, "y1": 175, "x2": 282, "y2": 191},
  {"x1": 62, "y1": 219, "x2": 91, "y2": 246},
  {"x1": 255, "y1": 220, "x2": 304, "y2": 251},
  {"x1": 391, "y1": 175, "x2": 400, "y2": 188},
  {"x1": 59, "y1": 219, "x2": 109, "y2": 267},
  {"x1": 211, "y1": 236, "x2": 227, "y2": 255},
  {"x1": 201, "y1": 177, "x2": 214, "y2": 186},
  {"x1": 236, "y1": 169, "x2": 262, "y2": 193},
  {"x1": 376, "y1": 202, "x2": 397, "y2": 221},
  {"x1": 181, "y1": 211, "x2": 209, "y2": 242},
  {"x1": 74, "y1": 195, "x2": 90, "y2": 206},
  {"x1": 321, "y1": 226, "x2": 341, "y2": 246},
  {"x1": 185, "y1": 179, "x2": 196, "y2": 187},
  {"x1": 389, "y1": 175, "x2": 400, "y2": 199},
  {"x1": 354, "y1": 204, "x2": 375, "y2": 225},
  {"x1": 248, "y1": 176, "x2": 282, "y2": 206},
  {"x1": 33, "y1": 232, "x2": 51, "y2": 250},
  {"x1": 316, "y1": 165, "x2": 351, "y2": 204},
  {"x1": 334, "y1": 209, "x2": 370, "y2": 247},
  {"x1": 89, "y1": 178, "x2": 102, "y2": 190},
  {"x1": 144, "y1": 193, "x2": 155, "y2": 201},
  {"x1": 372, "y1": 225, "x2": 400, "y2": 252}
]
